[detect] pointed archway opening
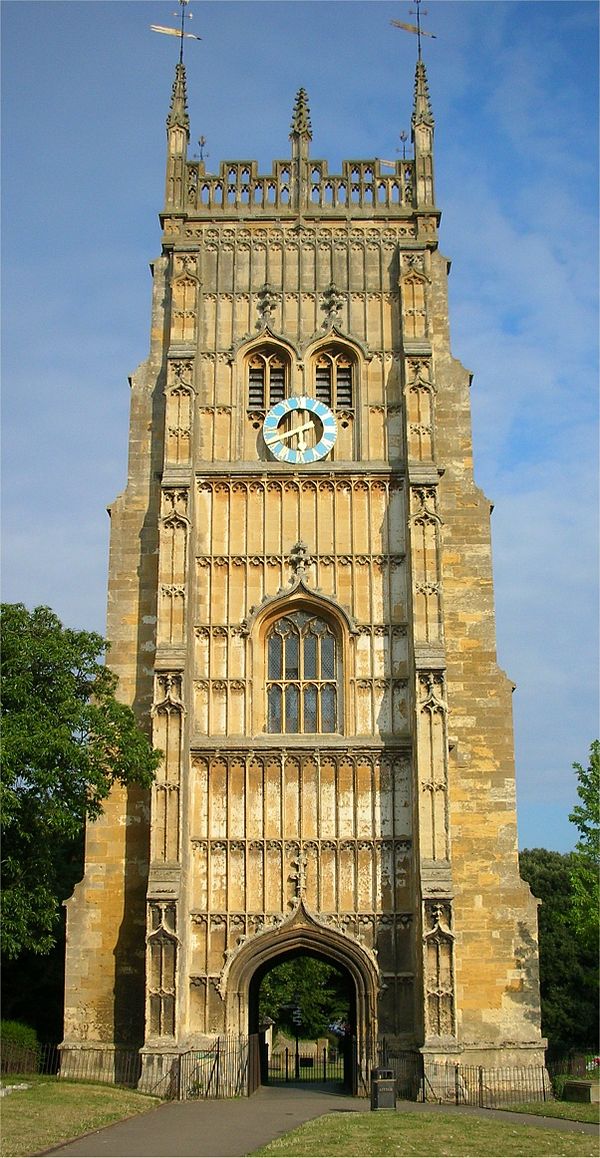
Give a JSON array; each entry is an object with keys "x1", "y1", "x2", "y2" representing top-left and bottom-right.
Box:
[
  {"x1": 249, "y1": 948, "x2": 355, "y2": 1090},
  {"x1": 222, "y1": 901, "x2": 379, "y2": 1094}
]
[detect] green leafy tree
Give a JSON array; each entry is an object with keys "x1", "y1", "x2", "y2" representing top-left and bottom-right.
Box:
[
  {"x1": 0, "y1": 603, "x2": 160, "y2": 959},
  {"x1": 519, "y1": 848, "x2": 598, "y2": 1053},
  {"x1": 568, "y1": 741, "x2": 600, "y2": 958},
  {"x1": 259, "y1": 957, "x2": 351, "y2": 1040}
]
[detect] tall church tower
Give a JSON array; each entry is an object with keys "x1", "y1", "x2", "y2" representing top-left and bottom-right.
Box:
[{"x1": 63, "y1": 55, "x2": 545, "y2": 1087}]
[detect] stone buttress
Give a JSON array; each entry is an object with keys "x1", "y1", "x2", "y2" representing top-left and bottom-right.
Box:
[{"x1": 62, "y1": 58, "x2": 545, "y2": 1085}]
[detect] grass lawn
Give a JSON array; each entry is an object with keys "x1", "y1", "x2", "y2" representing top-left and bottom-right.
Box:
[
  {"x1": 251, "y1": 1109, "x2": 599, "y2": 1157},
  {"x1": 0, "y1": 1076, "x2": 161, "y2": 1157},
  {"x1": 507, "y1": 1101, "x2": 599, "y2": 1125}
]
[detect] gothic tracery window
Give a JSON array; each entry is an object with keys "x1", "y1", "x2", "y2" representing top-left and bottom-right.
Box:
[
  {"x1": 314, "y1": 348, "x2": 354, "y2": 410},
  {"x1": 247, "y1": 348, "x2": 288, "y2": 410},
  {"x1": 266, "y1": 611, "x2": 339, "y2": 733}
]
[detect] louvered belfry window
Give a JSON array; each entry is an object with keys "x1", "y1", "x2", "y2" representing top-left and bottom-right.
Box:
[
  {"x1": 248, "y1": 350, "x2": 287, "y2": 409},
  {"x1": 314, "y1": 350, "x2": 354, "y2": 409},
  {"x1": 266, "y1": 611, "x2": 338, "y2": 733}
]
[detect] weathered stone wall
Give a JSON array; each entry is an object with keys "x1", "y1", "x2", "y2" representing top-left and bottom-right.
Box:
[
  {"x1": 62, "y1": 260, "x2": 168, "y2": 1058},
  {"x1": 428, "y1": 247, "x2": 544, "y2": 1060},
  {"x1": 63, "y1": 71, "x2": 544, "y2": 1073}
]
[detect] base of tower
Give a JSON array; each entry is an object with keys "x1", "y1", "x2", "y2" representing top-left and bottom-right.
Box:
[
  {"x1": 420, "y1": 1040, "x2": 550, "y2": 1104},
  {"x1": 58, "y1": 1041, "x2": 142, "y2": 1087},
  {"x1": 138, "y1": 1047, "x2": 183, "y2": 1098}
]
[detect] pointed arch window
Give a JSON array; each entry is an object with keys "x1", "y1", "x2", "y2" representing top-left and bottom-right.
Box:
[
  {"x1": 247, "y1": 347, "x2": 288, "y2": 410},
  {"x1": 266, "y1": 611, "x2": 339, "y2": 733},
  {"x1": 314, "y1": 348, "x2": 354, "y2": 410}
]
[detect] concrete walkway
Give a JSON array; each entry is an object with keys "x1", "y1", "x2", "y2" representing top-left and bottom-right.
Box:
[{"x1": 45, "y1": 1084, "x2": 599, "y2": 1158}]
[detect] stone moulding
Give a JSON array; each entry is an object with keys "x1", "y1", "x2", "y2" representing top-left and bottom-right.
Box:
[{"x1": 240, "y1": 573, "x2": 359, "y2": 636}]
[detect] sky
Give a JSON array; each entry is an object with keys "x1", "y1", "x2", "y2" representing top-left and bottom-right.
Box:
[{"x1": 1, "y1": 0, "x2": 598, "y2": 853}]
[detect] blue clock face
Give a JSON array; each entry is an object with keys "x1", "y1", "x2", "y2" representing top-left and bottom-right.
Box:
[{"x1": 263, "y1": 397, "x2": 338, "y2": 464}]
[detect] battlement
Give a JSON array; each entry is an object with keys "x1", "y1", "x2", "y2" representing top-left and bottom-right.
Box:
[{"x1": 183, "y1": 157, "x2": 415, "y2": 215}]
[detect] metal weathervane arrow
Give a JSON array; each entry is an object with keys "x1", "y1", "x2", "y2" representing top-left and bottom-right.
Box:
[
  {"x1": 151, "y1": 0, "x2": 201, "y2": 64},
  {"x1": 391, "y1": 0, "x2": 436, "y2": 60}
]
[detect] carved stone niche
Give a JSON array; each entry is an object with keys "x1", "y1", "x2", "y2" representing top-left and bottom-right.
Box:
[{"x1": 423, "y1": 899, "x2": 456, "y2": 1041}]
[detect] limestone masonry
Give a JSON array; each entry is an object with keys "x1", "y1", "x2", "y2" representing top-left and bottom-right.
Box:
[{"x1": 62, "y1": 58, "x2": 545, "y2": 1089}]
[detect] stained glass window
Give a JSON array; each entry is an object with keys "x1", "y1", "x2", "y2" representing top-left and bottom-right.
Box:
[{"x1": 266, "y1": 611, "x2": 339, "y2": 733}]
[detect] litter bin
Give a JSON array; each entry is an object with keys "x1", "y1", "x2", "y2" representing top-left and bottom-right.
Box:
[{"x1": 370, "y1": 1067, "x2": 396, "y2": 1110}]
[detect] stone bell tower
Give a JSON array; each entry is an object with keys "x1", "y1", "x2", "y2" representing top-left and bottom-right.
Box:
[{"x1": 62, "y1": 57, "x2": 545, "y2": 1085}]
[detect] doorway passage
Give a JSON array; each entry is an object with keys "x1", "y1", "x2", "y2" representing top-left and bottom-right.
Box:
[{"x1": 250, "y1": 950, "x2": 356, "y2": 1090}]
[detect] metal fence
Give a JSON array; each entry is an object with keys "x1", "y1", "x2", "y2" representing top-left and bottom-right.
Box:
[
  {"x1": 375, "y1": 1040, "x2": 424, "y2": 1100},
  {"x1": 268, "y1": 1045, "x2": 345, "y2": 1084},
  {"x1": 180, "y1": 1036, "x2": 261, "y2": 1099},
  {"x1": 421, "y1": 1062, "x2": 552, "y2": 1107},
  {"x1": 1, "y1": 1038, "x2": 596, "y2": 1106},
  {"x1": 0, "y1": 1042, "x2": 142, "y2": 1088}
]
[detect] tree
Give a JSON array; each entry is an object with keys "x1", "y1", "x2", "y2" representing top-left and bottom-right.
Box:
[
  {"x1": 0, "y1": 603, "x2": 160, "y2": 959},
  {"x1": 259, "y1": 957, "x2": 351, "y2": 1040},
  {"x1": 519, "y1": 848, "x2": 598, "y2": 1053},
  {"x1": 569, "y1": 741, "x2": 600, "y2": 958}
]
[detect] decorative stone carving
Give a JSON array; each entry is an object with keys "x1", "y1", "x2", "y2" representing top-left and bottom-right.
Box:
[
  {"x1": 289, "y1": 540, "x2": 313, "y2": 576},
  {"x1": 321, "y1": 282, "x2": 345, "y2": 325},
  {"x1": 153, "y1": 672, "x2": 184, "y2": 714},
  {"x1": 423, "y1": 901, "x2": 456, "y2": 1039},
  {"x1": 256, "y1": 283, "x2": 278, "y2": 327},
  {"x1": 419, "y1": 671, "x2": 446, "y2": 716},
  {"x1": 410, "y1": 486, "x2": 441, "y2": 527}
]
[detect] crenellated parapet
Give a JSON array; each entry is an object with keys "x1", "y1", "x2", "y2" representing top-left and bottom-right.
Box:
[{"x1": 181, "y1": 156, "x2": 418, "y2": 216}]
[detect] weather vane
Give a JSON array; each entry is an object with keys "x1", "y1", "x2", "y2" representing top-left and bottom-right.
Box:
[
  {"x1": 151, "y1": 0, "x2": 201, "y2": 64},
  {"x1": 391, "y1": 0, "x2": 436, "y2": 60}
]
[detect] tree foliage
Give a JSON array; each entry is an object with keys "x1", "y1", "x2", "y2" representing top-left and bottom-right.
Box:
[
  {"x1": 259, "y1": 956, "x2": 351, "y2": 1040},
  {"x1": 568, "y1": 741, "x2": 599, "y2": 957},
  {"x1": 0, "y1": 603, "x2": 160, "y2": 959},
  {"x1": 519, "y1": 847, "x2": 598, "y2": 1053}
]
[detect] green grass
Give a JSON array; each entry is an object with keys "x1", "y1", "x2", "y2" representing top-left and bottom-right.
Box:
[
  {"x1": 507, "y1": 1101, "x2": 599, "y2": 1124},
  {"x1": 251, "y1": 1109, "x2": 599, "y2": 1157},
  {"x1": 0, "y1": 1076, "x2": 161, "y2": 1157}
]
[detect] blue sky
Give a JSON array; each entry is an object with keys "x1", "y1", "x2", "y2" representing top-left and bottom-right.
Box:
[{"x1": 2, "y1": 0, "x2": 598, "y2": 853}]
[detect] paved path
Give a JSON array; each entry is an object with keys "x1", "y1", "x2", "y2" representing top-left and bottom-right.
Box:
[
  {"x1": 46, "y1": 1084, "x2": 364, "y2": 1157},
  {"x1": 45, "y1": 1084, "x2": 598, "y2": 1158}
]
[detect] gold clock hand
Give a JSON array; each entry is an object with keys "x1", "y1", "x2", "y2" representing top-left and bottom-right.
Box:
[{"x1": 264, "y1": 419, "x2": 315, "y2": 445}]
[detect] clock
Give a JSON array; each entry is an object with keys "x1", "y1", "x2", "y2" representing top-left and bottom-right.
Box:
[{"x1": 263, "y1": 396, "x2": 337, "y2": 464}]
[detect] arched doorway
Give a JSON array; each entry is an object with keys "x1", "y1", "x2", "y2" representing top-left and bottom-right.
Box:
[
  {"x1": 250, "y1": 948, "x2": 355, "y2": 1088},
  {"x1": 221, "y1": 901, "x2": 379, "y2": 1094}
]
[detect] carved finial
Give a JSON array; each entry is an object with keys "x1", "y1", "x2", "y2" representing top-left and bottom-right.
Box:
[
  {"x1": 432, "y1": 903, "x2": 445, "y2": 927},
  {"x1": 413, "y1": 58, "x2": 434, "y2": 128},
  {"x1": 289, "y1": 541, "x2": 313, "y2": 577},
  {"x1": 167, "y1": 62, "x2": 190, "y2": 134},
  {"x1": 419, "y1": 671, "x2": 446, "y2": 715},
  {"x1": 152, "y1": 671, "x2": 185, "y2": 715},
  {"x1": 256, "y1": 283, "x2": 278, "y2": 328},
  {"x1": 407, "y1": 357, "x2": 434, "y2": 391},
  {"x1": 321, "y1": 283, "x2": 345, "y2": 327},
  {"x1": 290, "y1": 88, "x2": 312, "y2": 140},
  {"x1": 290, "y1": 850, "x2": 308, "y2": 898}
]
